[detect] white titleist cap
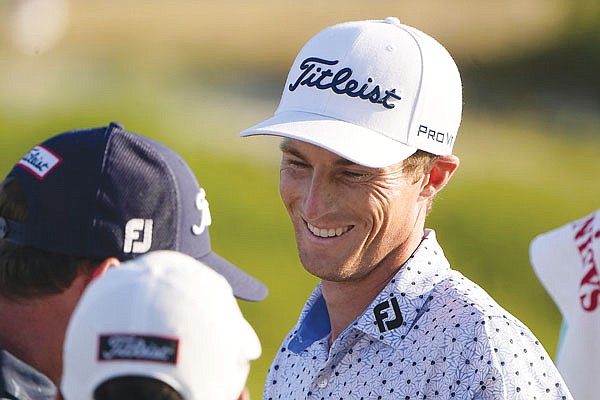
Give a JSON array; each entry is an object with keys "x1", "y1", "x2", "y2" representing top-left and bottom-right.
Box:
[
  {"x1": 240, "y1": 17, "x2": 463, "y2": 168},
  {"x1": 61, "y1": 250, "x2": 261, "y2": 400}
]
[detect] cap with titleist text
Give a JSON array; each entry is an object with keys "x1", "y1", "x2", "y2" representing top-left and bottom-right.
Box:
[
  {"x1": 0, "y1": 122, "x2": 267, "y2": 301},
  {"x1": 240, "y1": 17, "x2": 462, "y2": 168},
  {"x1": 61, "y1": 250, "x2": 262, "y2": 400}
]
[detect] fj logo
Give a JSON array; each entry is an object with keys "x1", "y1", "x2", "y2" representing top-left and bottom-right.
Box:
[
  {"x1": 192, "y1": 189, "x2": 211, "y2": 235},
  {"x1": 124, "y1": 218, "x2": 153, "y2": 253},
  {"x1": 374, "y1": 296, "x2": 403, "y2": 333}
]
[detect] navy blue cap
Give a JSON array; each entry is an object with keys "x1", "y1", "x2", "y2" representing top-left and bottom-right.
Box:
[{"x1": 0, "y1": 122, "x2": 267, "y2": 301}]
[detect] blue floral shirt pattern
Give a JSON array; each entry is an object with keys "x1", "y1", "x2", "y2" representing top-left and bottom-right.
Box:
[{"x1": 264, "y1": 230, "x2": 573, "y2": 400}]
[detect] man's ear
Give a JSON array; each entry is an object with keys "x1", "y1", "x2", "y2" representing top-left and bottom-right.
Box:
[
  {"x1": 420, "y1": 155, "x2": 460, "y2": 199},
  {"x1": 238, "y1": 386, "x2": 251, "y2": 400},
  {"x1": 75, "y1": 257, "x2": 120, "y2": 297},
  {"x1": 89, "y1": 257, "x2": 120, "y2": 282}
]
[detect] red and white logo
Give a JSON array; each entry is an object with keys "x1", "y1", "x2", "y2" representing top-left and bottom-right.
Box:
[
  {"x1": 573, "y1": 213, "x2": 600, "y2": 312},
  {"x1": 98, "y1": 334, "x2": 179, "y2": 364},
  {"x1": 17, "y1": 145, "x2": 62, "y2": 179}
]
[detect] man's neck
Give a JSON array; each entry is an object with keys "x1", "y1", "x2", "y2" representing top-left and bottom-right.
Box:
[
  {"x1": 0, "y1": 277, "x2": 86, "y2": 385},
  {"x1": 321, "y1": 230, "x2": 425, "y2": 343}
]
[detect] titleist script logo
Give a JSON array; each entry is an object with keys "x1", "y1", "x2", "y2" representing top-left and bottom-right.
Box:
[
  {"x1": 192, "y1": 188, "x2": 211, "y2": 235},
  {"x1": 572, "y1": 214, "x2": 600, "y2": 311},
  {"x1": 374, "y1": 296, "x2": 403, "y2": 333},
  {"x1": 17, "y1": 145, "x2": 62, "y2": 179},
  {"x1": 289, "y1": 57, "x2": 401, "y2": 109},
  {"x1": 99, "y1": 334, "x2": 178, "y2": 364}
]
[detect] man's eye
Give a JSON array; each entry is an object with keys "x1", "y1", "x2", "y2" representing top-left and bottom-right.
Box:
[
  {"x1": 343, "y1": 170, "x2": 369, "y2": 179},
  {"x1": 286, "y1": 159, "x2": 308, "y2": 168}
]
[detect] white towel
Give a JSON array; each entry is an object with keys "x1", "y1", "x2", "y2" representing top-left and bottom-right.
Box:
[{"x1": 530, "y1": 209, "x2": 600, "y2": 400}]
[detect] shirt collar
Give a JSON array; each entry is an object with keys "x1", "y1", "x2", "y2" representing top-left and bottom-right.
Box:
[
  {"x1": 288, "y1": 284, "x2": 330, "y2": 352},
  {"x1": 355, "y1": 230, "x2": 451, "y2": 347},
  {"x1": 0, "y1": 349, "x2": 56, "y2": 399},
  {"x1": 288, "y1": 229, "x2": 451, "y2": 352}
]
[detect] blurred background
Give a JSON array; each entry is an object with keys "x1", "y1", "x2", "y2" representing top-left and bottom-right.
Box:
[{"x1": 1, "y1": 0, "x2": 599, "y2": 396}]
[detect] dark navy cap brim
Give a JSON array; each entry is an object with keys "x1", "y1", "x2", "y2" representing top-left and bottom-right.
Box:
[{"x1": 198, "y1": 252, "x2": 268, "y2": 302}]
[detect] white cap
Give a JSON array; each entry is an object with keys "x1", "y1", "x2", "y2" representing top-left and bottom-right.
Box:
[
  {"x1": 240, "y1": 17, "x2": 462, "y2": 168},
  {"x1": 61, "y1": 250, "x2": 261, "y2": 400}
]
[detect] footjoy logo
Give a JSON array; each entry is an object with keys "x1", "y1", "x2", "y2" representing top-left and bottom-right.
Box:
[
  {"x1": 374, "y1": 296, "x2": 403, "y2": 333},
  {"x1": 124, "y1": 218, "x2": 153, "y2": 253},
  {"x1": 289, "y1": 57, "x2": 402, "y2": 109},
  {"x1": 17, "y1": 145, "x2": 62, "y2": 179},
  {"x1": 572, "y1": 214, "x2": 600, "y2": 311},
  {"x1": 99, "y1": 334, "x2": 178, "y2": 364}
]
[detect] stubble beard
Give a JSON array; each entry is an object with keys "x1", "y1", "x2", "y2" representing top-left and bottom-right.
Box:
[{"x1": 297, "y1": 244, "x2": 368, "y2": 283}]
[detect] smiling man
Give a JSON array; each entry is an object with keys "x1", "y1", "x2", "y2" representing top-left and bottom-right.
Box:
[{"x1": 241, "y1": 17, "x2": 573, "y2": 400}]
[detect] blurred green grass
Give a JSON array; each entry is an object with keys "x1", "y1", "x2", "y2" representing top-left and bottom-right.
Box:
[
  {"x1": 1, "y1": 1, "x2": 600, "y2": 397},
  {"x1": 2, "y1": 105, "x2": 598, "y2": 397}
]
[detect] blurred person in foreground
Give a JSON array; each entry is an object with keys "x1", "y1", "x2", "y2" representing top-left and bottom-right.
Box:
[
  {"x1": 530, "y1": 209, "x2": 600, "y2": 400},
  {"x1": 61, "y1": 250, "x2": 261, "y2": 400},
  {"x1": 241, "y1": 17, "x2": 573, "y2": 399},
  {"x1": 0, "y1": 122, "x2": 267, "y2": 400}
]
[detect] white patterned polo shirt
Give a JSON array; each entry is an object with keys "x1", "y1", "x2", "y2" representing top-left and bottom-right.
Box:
[{"x1": 264, "y1": 230, "x2": 573, "y2": 400}]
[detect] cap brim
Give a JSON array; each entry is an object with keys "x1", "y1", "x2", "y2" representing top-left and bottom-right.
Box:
[
  {"x1": 241, "y1": 111, "x2": 417, "y2": 168},
  {"x1": 198, "y1": 252, "x2": 268, "y2": 302}
]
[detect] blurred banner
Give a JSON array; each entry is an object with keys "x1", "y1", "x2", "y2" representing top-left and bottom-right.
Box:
[{"x1": 530, "y1": 209, "x2": 600, "y2": 400}]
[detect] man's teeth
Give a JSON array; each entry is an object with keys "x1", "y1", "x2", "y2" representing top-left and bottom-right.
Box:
[{"x1": 307, "y1": 223, "x2": 350, "y2": 238}]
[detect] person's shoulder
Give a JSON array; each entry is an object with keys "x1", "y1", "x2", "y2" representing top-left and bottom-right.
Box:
[
  {"x1": 428, "y1": 270, "x2": 531, "y2": 331},
  {"x1": 0, "y1": 348, "x2": 57, "y2": 400},
  {"x1": 431, "y1": 270, "x2": 502, "y2": 311},
  {"x1": 429, "y1": 270, "x2": 553, "y2": 351}
]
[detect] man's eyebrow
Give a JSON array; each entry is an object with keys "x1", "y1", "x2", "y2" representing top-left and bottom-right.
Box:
[
  {"x1": 335, "y1": 158, "x2": 356, "y2": 167},
  {"x1": 280, "y1": 140, "x2": 362, "y2": 167},
  {"x1": 279, "y1": 141, "x2": 304, "y2": 159}
]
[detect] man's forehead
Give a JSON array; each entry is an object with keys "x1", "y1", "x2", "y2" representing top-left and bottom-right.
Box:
[{"x1": 279, "y1": 138, "x2": 357, "y2": 166}]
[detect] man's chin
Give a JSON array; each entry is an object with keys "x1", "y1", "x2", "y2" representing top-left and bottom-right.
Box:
[{"x1": 300, "y1": 259, "x2": 361, "y2": 282}]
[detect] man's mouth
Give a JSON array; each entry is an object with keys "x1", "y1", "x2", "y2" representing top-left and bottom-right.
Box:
[{"x1": 306, "y1": 222, "x2": 353, "y2": 238}]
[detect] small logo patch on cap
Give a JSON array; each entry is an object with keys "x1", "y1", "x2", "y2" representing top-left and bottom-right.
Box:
[
  {"x1": 17, "y1": 145, "x2": 62, "y2": 179},
  {"x1": 99, "y1": 334, "x2": 179, "y2": 364}
]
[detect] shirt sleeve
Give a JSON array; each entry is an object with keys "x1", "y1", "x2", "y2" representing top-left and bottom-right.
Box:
[{"x1": 477, "y1": 313, "x2": 573, "y2": 399}]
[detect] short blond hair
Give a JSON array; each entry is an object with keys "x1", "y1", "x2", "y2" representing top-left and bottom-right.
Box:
[
  {"x1": 402, "y1": 150, "x2": 439, "y2": 183},
  {"x1": 402, "y1": 150, "x2": 440, "y2": 214}
]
